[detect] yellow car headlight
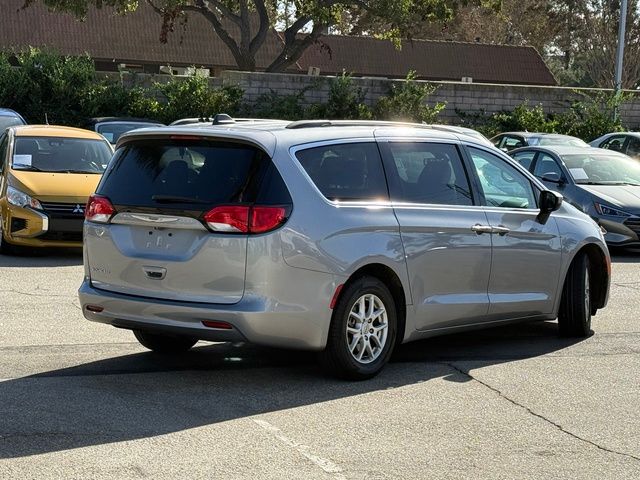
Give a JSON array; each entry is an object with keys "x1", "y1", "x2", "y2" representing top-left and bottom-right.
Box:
[{"x1": 7, "y1": 186, "x2": 43, "y2": 210}]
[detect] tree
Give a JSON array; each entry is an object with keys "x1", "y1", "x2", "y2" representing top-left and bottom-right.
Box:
[{"x1": 23, "y1": 0, "x2": 500, "y2": 73}]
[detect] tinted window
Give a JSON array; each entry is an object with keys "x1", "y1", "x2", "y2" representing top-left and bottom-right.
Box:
[
  {"x1": 502, "y1": 136, "x2": 526, "y2": 150},
  {"x1": 626, "y1": 137, "x2": 640, "y2": 158},
  {"x1": 99, "y1": 139, "x2": 269, "y2": 209},
  {"x1": 468, "y1": 147, "x2": 537, "y2": 209},
  {"x1": 295, "y1": 143, "x2": 387, "y2": 201},
  {"x1": 384, "y1": 142, "x2": 472, "y2": 205},
  {"x1": 97, "y1": 122, "x2": 162, "y2": 144},
  {"x1": 534, "y1": 153, "x2": 563, "y2": 179},
  {"x1": 12, "y1": 137, "x2": 111, "y2": 173},
  {"x1": 600, "y1": 135, "x2": 627, "y2": 152},
  {"x1": 512, "y1": 151, "x2": 535, "y2": 170}
]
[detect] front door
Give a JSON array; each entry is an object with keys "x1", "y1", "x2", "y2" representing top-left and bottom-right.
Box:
[
  {"x1": 379, "y1": 140, "x2": 492, "y2": 330},
  {"x1": 466, "y1": 146, "x2": 563, "y2": 320}
]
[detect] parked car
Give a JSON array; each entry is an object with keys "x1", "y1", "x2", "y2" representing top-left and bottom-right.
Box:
[
  {"x1": 0, "y1": 108, "x2": 26, "y2": 131},
  {"x1": 0, "y1": 125, "x2": 113, "y2": 253},
  {"x1": 86, "y1": 117, "x2": 164, "y2": 145},
  {"x1": 491, "y1": 132, "x2": 589, "y2": 152},
  {"x1": 79, "y1": 120, "x2": 610, "y2": 379},
  {"x1": 589, "y1": 132, "x2": 640, "y2": 159},
  {"x1": 510, "y1": 145, "x2": 640, "y2": 247}
]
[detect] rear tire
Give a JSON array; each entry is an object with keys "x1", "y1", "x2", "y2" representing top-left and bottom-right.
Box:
[
  {"x1": 133, "y1": 330, "x2": 198, "y2": 353},
  {"x1": 319, "y1": 276, "x2": 397, "y2": 380},
  {"x1": 558, "y1": 253, "x2": 592, "y2": 337}
]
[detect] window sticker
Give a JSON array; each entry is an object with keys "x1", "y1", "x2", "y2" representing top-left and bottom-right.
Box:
[
  {"x1": 13, "y1": 154, "x2": 32, "y2": 167},
  {"x1": 569, "y1": 168, "x2": 589, "y2": 180}
]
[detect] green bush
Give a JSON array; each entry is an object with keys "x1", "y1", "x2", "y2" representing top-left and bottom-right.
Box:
[
  {"x1": 491, "y1": 102, "x2": 558, "y2": 135},
  {"x1": 309, "y1": 72, "x2": 372, "y2": 120},
  {"x1": 155, "y1": 74, "x2": 242, "y2": 124},
  {"x1": 555, "y1": 92, "x2": 626, "y2": 141},
  {"x1": 249, "y1": 89, "x2": 307, "y2": 120},
  {"x1": 374, "y1": 71, "x2": 446, "y2": 123}
]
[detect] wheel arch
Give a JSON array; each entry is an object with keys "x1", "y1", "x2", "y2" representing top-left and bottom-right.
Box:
[
  {"x1": 338, "y1": 263, "x2": 407, "y2": 347},
  {"x1": 565, "y1": 243, "x2": 610, "y2": 313}
]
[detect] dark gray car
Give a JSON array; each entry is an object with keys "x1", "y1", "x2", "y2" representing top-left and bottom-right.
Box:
[
  {"x1": 79, "y1": 121, "x2": 610, "y2": 379},
  {"x1": 511, "y1": 145, "x2": 640, "y2": 246}
]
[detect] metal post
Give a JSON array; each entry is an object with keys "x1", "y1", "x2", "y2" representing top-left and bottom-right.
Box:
[{"x1": 615, "y1": 0, "x2": 629, "y2": 93}]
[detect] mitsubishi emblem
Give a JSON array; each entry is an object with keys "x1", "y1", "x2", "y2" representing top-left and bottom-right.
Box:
[{"x1": 73, "y1": 204, "x2": 84, "y2": 214}]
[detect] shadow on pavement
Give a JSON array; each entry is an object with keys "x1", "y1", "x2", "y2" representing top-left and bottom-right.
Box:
[
  {"x1": 610, "y1": 247, "x2": 640, "y2": 263},
  {"x1": 0, "y1": 320, "x2": 584, "y2": 459},
  {"x1": 0, "y1": 248, "x2": 82, "y2": 267}
]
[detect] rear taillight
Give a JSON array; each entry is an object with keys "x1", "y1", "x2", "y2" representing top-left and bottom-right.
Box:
[
  {"x1": 203, "y1": 205, "x2": 289, "y2": 234},
  {"x1": 250, "y1": 206, "x2": 288, "y2": 233},
  {"x1": 85, "y1": 194, "x2": 115, "y2": 223}
]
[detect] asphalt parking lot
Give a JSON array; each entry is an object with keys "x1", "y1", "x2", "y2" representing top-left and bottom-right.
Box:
[{"x1": 0, "y1": 250, "x2": 639, "y2": 479}]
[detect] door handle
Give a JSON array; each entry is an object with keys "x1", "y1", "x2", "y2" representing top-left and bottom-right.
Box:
[
  {"x1": 471, "y1": 224, "x2": 493, "y2": 234},
  {"x1": 492, "y1": 226, "x2": 510, "y2": 236}
]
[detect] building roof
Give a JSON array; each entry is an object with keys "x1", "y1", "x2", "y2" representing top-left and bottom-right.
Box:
[
  {"x1": 0, "y1": 0, "x2": 284, "y2": 70},
  {"x1": 297, "y1": 35, "x2": 557, "y2": 86},
  {"x1": 0, "y1": 0, "x2": 556, "y2": 85}
]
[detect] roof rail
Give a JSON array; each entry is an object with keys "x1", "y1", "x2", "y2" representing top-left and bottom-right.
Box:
[{"x1": 285, "y1": 119, "x2": 433, "y2": 129}]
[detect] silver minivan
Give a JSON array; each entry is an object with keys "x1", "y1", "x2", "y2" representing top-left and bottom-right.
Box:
[{"x1": 79, "y1": 121, "x2": 610, "y2": 379}]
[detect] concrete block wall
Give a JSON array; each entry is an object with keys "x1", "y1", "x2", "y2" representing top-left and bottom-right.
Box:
[
  {"x1": 100, "y1": 70, "x2": 640, "y2": 128},
  {"x1": 219, "y1": 71, "x2": 640, "y2": 128}
]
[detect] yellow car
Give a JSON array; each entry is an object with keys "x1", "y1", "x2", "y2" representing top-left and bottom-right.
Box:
[{"x1": 0, "y1": 125, "x2": 113, "y2": 253}]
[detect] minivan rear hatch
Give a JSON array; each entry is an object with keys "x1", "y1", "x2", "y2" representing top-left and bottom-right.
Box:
[{"x1": 85, "y1": 135, "x2": 289, "y2": 304}]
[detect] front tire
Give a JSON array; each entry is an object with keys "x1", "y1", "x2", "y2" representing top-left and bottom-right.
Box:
[
  {"x1": 558, "y1": 253, "x2": 592, "y2": 337},
  {"x1": 133, "y1": 330, "x2": 198, "y2": 353},
  {"x1": 320, "y1": 276, "x2": 397, "y2": 380}
]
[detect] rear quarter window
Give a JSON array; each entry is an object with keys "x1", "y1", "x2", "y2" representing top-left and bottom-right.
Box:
[{"x1": 294, "y1": 142, "x2": 388, "y2": 201}]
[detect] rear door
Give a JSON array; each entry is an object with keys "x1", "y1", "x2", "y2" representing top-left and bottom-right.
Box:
[
  {"x1": 379, "y1": 140, "x2": 492, "y2": 330},
  {"x1": 85, "y1": 136, "x2": 278, "y2": 304}
]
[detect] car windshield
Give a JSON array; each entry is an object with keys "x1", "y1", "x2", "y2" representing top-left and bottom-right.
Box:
[
  {"x1": 562, "y1": 153, "x2": 640, "y2": 185},
  {"x1": 12, "y1": 136, "x2": 112, "y2": 174},
  {"x1": 532, "y1": 136, "x2": 588, "y2": 147},
  {"x1": 96, "y1": 122, "x2": 161, "y2": 144},
  {"x1": 0, "y1": 116, "x2": 25, "y2": 131}
]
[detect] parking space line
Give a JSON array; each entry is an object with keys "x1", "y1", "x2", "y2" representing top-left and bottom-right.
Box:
[{"x1": 253, "y1": 418, "x2": 347, "y2": 480}]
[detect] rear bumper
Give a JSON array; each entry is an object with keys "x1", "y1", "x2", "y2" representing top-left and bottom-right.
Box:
[{"x1": 78, "y1": 278, "x2": 335, "y2": 350}]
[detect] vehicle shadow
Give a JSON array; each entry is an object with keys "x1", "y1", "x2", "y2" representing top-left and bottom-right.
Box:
[
  {"x1": 0, "y1": 320, "x2": 583, "y2": 459},
  {"x1": 0, "y1": 248, "x2": 82, "y2": 267},
  {"x1": 610, "y1": 247, "x2": 640, "y2": 263}
]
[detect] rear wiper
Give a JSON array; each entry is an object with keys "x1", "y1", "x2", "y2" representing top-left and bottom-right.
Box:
[
  {"x1": 12, "y1": 164, "x2": 41, "y2": 171},
  {"x1": 151, "y1": 195, "x2": 210, "y2": 204}
]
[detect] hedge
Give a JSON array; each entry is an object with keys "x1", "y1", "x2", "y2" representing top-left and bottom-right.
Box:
[{"x1": 0, "y1": 48, "x2": 628, "y2": 140}]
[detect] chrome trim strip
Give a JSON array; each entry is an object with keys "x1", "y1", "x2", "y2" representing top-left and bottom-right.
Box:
[{"x1": 111, "y1": 212, "x2": 208, "y2": 231}]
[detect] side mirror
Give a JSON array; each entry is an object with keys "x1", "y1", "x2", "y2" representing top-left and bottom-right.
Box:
[
  {"x1": 539, "y1": 190, "x2": 563, "y2": 213},
  {"x1": 540, "y1": 171, "x2": 564, "y2": 184}
]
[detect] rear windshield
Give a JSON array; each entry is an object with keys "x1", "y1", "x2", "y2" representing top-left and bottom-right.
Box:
[
  {"x1": 98, "y1": 138, "x2": 269, "y2": 209},
  {"x1": 12, "y1": 136, "x2": 112, "y2": 173},
  {"x1": 97, "y1": 122, "x2": 162, "y2": 144}
]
